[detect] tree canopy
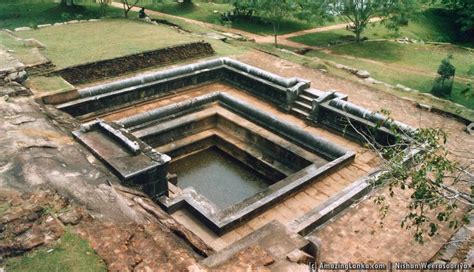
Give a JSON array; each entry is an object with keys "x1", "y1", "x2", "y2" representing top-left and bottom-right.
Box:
[
  {"x1": 439, "y1": 0, "x2": 474, "y2": 32},
  {"x1": 329, "y1": 0, "x2": 423, "y2": 42},
  {"x1": 232, "y1": 0, "x2": 331, "y2": 47}
]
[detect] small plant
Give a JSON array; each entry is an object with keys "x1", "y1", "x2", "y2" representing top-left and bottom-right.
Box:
[
  {"x1": 61, "y1": 12, "x2": 71, "y2": 21},
  {"x1": 431, "y1": 54, "x2": 456, "y2": 98},
  {"x1": 467, "y1": 65, "x2": 474, "y2": 76}
]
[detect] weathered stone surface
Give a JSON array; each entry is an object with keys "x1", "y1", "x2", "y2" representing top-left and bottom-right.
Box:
[
  {"x1": 0, "y1": 189, "x2": 66, "y2": 258},
  {"x1": 286, "y1": 249, "x2": 314, "y2": 264},
  {"x1": 37, "y1": 24, "x2": 52, "y2": 29},
  {"x1": 416, "y1": 102, "x2": 432, "y2": 112},
  {"x1": 77, "y1": 221, "x2": 201, "y2": 271},
  {"x1": 0, "y1": 82, "x2": 32, "y2": 97},
  {"x1": 58, "y1": 209, "x2": 84, "y2": 225},
  {"x1": 355, "y1": 70, "x2": 370, "y2": 78},
  {"x1": 395, "y1": 84, "x2": 413, "y2": 92},
  {"x1": 466, "y1": 123, "x2": 474, "y2": 136},
  {"x1": 14, "y1": 27, "x2": 32, "y2": 32},
  {"x1": 23, "y1": 38, "x2": 46, "y2": 49},
  {"x1": 214, "y1": 245, "x2": 274, "y2": 271}
]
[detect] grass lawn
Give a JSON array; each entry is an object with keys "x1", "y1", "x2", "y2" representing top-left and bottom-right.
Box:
[
  {"x1": 5, "y1": 230, "x2": 106, "y2": 272},
  {"x1": 0, "y1": 31, "x2": 46, "y2": 66},
  {"x1": 14, "y1": 18, "x2": 229, "y2": 69},
  {"x1": 0, "y1": 1, "x2": 124, "y2": 30},
  {"x1": 26, "y1": 76, "x2": 75, "y2": 94},
  {"x1": 143, "y1": 0, "x2": 339, "y2": 36},
  {"x1": 306, "y1": 43, "x2": 474, "y2": 109},
  {"x1": 290, "y1": 9, "x2": 474, "y2": 48},
  {"x1": 249, "y1": 42, "x2": 474, "y2": 120}
]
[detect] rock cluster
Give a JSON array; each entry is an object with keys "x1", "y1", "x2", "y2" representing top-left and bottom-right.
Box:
[
  {"x1": 335, "y1": 63, "x2": 371, "y2": 79},
  {"x1": 0, "y1": 50, "x2": 27, "y2": 85},
  {"x1": 0, "y1": 189, "x2": 80, "y2": 258}
]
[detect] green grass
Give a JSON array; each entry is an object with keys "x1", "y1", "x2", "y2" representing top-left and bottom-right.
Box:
[
  {"x1": 0, "y1": 1, "x2": 124, "y2": 30},
  {"x1": 144, "y1": 0, "x2": 338, "y2": 36},
  {"x1": 290, "y1": 9, "x2": 474, "y2": 47},
  {"x1": 5, "y1": 230, "x2": 106, "y2": 272},
  {"x1": 329, "y1": 42, "x2": 474, "y2": 79},
  {"x1": 14, "y1": 19, "x2": 197, "y2": 68},
  {"x1": 144, "y1": 0, "x2": 233, "y2": 26},
  {"x1": 26, "y1": 76, "x2": 75, "y2": 94},
  {"x1": 248, "y1": 42, "x2": 474, "y2": 121},
  {"x1": 305, "y1": 44, "x2": 474, "y2": 109},
  {"x1": 0, "y1": 31, "x2": 46, "y2": 66}
]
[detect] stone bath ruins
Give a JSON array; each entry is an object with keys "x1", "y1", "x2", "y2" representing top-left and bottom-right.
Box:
[
  {"x1": 45, "y1": 57, "x2": 416, "y2": 253},
  {"x1": 1, "y1": 2, "x2": 472, "y2": 270}
]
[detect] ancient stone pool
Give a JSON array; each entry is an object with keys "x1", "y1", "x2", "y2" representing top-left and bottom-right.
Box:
[{"x1": 47, "y1": 57, "x2": 413, "y2": 252}]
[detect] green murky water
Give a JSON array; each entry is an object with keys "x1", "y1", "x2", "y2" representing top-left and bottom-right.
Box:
[{"x1": 169, "y1": 147, "x2": 270, "y2": 209}]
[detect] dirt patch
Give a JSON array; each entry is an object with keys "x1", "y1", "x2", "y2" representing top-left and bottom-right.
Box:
[{"x1": 57, "y1": 42, "x2": 215, "y2": 85}]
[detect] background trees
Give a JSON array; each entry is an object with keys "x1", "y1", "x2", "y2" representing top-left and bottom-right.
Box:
[
  {"x1": 122, "y1": 0, "x2": 141, "y2": 18},
  {"x1": 329, "y1": 0, "x2": 422, "y2": 42},
  {"x1": 439, "y1": 0, "x2": 474, "y2": 33},
  {"x1": 231, "y1": 0, "x2": 330, "y2": 47}
]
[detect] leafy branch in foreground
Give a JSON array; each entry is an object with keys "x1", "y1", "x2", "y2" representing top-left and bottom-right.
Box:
[{"x1": 348, "y1": 110, "x2": 472, "y2": 243}]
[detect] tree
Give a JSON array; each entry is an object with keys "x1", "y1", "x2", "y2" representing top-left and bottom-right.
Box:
[
  {"x1": 439, "y1": 0, "x2": 474, "y2": 33},
  {"x1": 97, "y1": 0, "x2": 109, "y2": 17},
  {"x1": 349, "y1": 110, "x2": 471, "y2": 243},
  {"x1": 60, "y1": 0, "x2": 75, "y2": 6},
  {"x1": 330, "y1": 0, "x2": 421, "y2": 43},
  {"x1": 122, "y1": 0, "x2": 141, "y2": 18},
  {"x1": 431, "y1": 55, "x2": 456, "y2": 98},
  {"x1": 234, "y1": 0, "x2": 329, "y2": 47}
]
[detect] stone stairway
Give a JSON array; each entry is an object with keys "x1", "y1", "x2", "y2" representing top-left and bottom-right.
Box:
[{"x1": 290, "y1": 88, "x2": 322, "y2": 119}]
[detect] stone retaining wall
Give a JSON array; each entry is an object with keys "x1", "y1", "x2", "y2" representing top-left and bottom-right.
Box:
[{"x1": 57, "y1": 42, "x2": 215, "y2": 85}]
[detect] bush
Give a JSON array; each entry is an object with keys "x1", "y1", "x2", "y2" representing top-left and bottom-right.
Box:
[
  {"x1": 431, "y1": 55, "x2": 456, "y2": 98},
  {"x1": 467, "y1": 65, "x2": 474, "y2": 76},
  {"x1": 431, "y1": 78, "x2": 453, "y2": 97}
]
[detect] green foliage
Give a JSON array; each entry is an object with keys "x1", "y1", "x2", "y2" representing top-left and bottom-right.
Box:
[
  {"x1": 0, "y1": 2, "x2": 124, "y2": 30},
  {"x1": 6, "y1": 230, "x2": 106, "y2": 272},
  {"x1": 329, "y1": 0, "x2": 423, "y2": 42},
  {"x1": 431, "y1": 55, "x2": 456, "y2": 97},
  {"x1": 439, "y1": 0, "x2": 474, "y2": 33},
  {"x1": 371, "y1": 120, "x2": 469, "y2": 243},
  {"x1": 234, "y1": 0, "x2": 329, "y2": 46}
]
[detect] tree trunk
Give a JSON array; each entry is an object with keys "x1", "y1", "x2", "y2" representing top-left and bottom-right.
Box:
[
  {"x1": 273, "y1": 22, "x2": 278, "y2": 47},
  {"x1": 355, "y1": 28, "x2": 361, "y2": 43}
]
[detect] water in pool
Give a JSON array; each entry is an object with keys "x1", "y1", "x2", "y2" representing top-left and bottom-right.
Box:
[{"x1": 169, "y1": 147, "x2": 271, "y2": 209}]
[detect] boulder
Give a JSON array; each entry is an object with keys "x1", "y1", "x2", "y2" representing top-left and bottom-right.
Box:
[
  {"x1": 14, "y1": 27, "x2": 32, "y2": 32},
  {"x1": 355, "y1": 70, "x2": 370, "y2": 78},
  {"x1": 466, "y1": 123, "x2": 474, "y2": 136},
  {"x1": 67, "y1": 20, "x2": 79, "y2": 24},
  {"x1": 416, "y1": 103, "x2": 432, "y2": 112},
  {"x1": 58, "y1": 209, "x2": 83, "y2": 225},
  {"x1": 23, "y1": 38, "x2": 46, "y2": 49},
  {"x1": 286, "y1": 249, "x2": 314, "y2": 264},
  {"x1": 37, "y1": 24, "x2": 52, "y2": 29},
  {"x1": 365, "y1": 77, "x2": 381, "y2": 84},
  {"x1": 17, "y1": 70, "x2": 28, "y2": 83}
]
